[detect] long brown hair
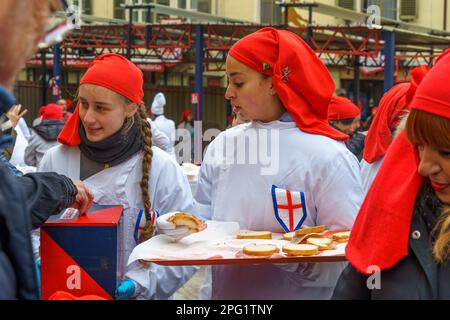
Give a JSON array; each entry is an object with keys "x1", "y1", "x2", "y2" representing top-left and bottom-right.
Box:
[
  {"x1": 406, "y1": 109, "x2": 450, "y2": 263},
  {"x1": 124, "y1": 98, "x2": 154, "y2": 243}
]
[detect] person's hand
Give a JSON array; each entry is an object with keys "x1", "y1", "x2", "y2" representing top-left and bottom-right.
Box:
[
  {"x1": 116, "y1": 279, "x2": 136, "y2": 300},
  {"x1": 71, "y1": 180, "x2": 94, "y2": 215},
  {"x1": 156, "y1": 212, "x2": 194, "y2": 241},
  {"x1": 6, "y1": 104, "x2": 27, "y2": 128}
]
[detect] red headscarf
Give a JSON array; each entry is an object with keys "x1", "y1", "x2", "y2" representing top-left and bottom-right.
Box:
[
  {"x1": 346, "y1": 50, "x2": 450, "y2": 275},
  {"x1": 179, "y1": 109, "x2": 193, "y2": 124},
  {"x1": 41, "y1": 103, "x2": 63, "y2": 121},
  {"x1": 363, "y1": 66, "x2": 430, "y2": 164},
  {"x1": 57, "y1": 53, "x2": 144, "y2": 146},
  {"x1": 228, "y1": 28, "x2": 348, "y2": 141},
  {"x1": 327, "y1": 96, "x2": 360, "y2": 121}
]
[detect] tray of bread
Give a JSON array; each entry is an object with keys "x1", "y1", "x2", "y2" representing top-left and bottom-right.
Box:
[{"x1": 127, "y1": 213, "x2": 349, "y2": 266}]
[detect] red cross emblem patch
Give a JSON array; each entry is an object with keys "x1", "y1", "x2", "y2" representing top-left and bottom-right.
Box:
[{"x1": 271, "y1": 185, "x2": 307, "y2": 233}]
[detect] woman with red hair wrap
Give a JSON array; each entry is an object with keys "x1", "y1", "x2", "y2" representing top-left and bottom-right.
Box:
[
  {"x1": 37, "y1": 53, "x2": 197, "y2": 299},
  {"x1": 158, "y1": 28, "x2": 364, "y2": 299},
  {"x1": 333, "y1": 50, "x2": 450, "y2": 299},
  {"x1": 360, "y1": 66, "x2": 430, "y2": 195}
]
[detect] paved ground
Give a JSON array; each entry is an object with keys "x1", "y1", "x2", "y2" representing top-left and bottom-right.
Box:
[{"x1": 173, "y1": 266, "x2": 207, "y2": 300}]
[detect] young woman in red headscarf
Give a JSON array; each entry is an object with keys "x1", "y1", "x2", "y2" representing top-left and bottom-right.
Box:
[
  {"x1": 158, "y1": 28, "x2": 364, "y2": 299},
  {"x1": 37, "y1": 54, "x2": 197, "y2": 300},
  {"x1": 360, "y1": 66, "x2": 430, "y2": 195},
  {"x1": 333, "y1": 50, "x2": 450, "y2": 299}
]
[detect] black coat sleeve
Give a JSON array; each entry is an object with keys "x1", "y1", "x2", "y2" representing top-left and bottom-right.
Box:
[
  {"x1": 17, "y1": 172, "x2": 78, "y2": 229},
  {"x1": 345, "y1": 133, "x2": 366, "y2": 159},
  {"x1": 331, "y1": 263, "x2": 371, "y2": 300}
]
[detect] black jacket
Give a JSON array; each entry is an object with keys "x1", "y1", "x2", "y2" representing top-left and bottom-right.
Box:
[
  {"x1": 0, "y1": 166, "x2": 78, "y2": 299},
  {"x1": 33, "y1": 119, "x2": 65, "y2": 141},
  {"x1": 345, "y1": 132, "x2": 365, "y2": 160},
  {"x1": 332, "y1": 193, "x2": 450, "y2": 299}
]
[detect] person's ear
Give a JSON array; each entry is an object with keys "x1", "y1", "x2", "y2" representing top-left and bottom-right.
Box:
[{"x1": 125, "y1": 102, "x2": 139, "y2": 117}]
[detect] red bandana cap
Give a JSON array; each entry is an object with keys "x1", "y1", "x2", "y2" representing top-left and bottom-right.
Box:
[
  {"x1": 228, "y1": 27, "x2": 348, "y2": 141},
  {"x1": 346, "y1": 50, "x2": 450, "y2": 275},
  {"x1": 41, "y1": 103, "x2": 63, "y2": 121},
  {"x1": 58, "y1": 53, "x2": 144, "y2": 146},
  {"x1": 327, "y1": 96, "x2": 360, "y2": 121},
  {"x1": 179, "y1": 109, "x2": 192, "y2": 123}
]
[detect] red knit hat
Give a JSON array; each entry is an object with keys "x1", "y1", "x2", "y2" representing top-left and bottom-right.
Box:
[
  {"x1": 179, "y1": 109, "x2": 193, "y2": 124},
  {"x1": 58, "y1": 53, "x2": 144, "y2": 146},
  {"x1": 346, "y1": 50, "x2": 450, "y2": 275},
  {"x1": 327, "y1": 96, "x2": 360, "y2": 121},
  {"x1": 228, "y1": 27, "x2": 348, "y2": 141},
  {"x1": 41, "y1": 103, "x2": 63, "y2": 121}
]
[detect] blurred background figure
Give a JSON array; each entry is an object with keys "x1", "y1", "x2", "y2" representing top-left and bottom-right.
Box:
[
  {"x1": 56, "y1": 98, "x2": 73, "y2": 122},
  {"x1": 177, "y1": 109, "x2": 194, "y2": 164},
  {"x1": 328, "y1": 96, "x2": 366, "y2": 159},
  {"x1": 24, "y1": 103, "x2": 64, "y2": 167},
  {"x1": 151, "y1": 92, "x2": 176, "y2": 159}
]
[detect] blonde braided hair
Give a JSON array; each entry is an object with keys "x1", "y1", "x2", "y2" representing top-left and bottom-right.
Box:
[{"x1": 136, "y1": 104, "x2": 154, "y2": 243}]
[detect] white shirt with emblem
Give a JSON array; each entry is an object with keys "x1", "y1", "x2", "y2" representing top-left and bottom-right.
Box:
[{"x1": 194, "y1": 119, "x2": 364, "y2": 300}]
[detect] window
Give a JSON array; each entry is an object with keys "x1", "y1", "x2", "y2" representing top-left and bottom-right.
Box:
[
  {"x1": 191, "y1": 0, "x2": 211, "y2": 13},
  {"x1": 178, "y1": 0, "x2": 187, "y2": 9},
  {"x1": 337, "y1": 0, "x2": 355, "y2": 10},
  {"x1": 82, "y1": 0, "x2": 92, "y2": 15},
  {"x1": 363, "y1": 0, "x2": 397, "y2": 19},
  {"x1": 114, "y1": 0, "x2": 126, "y2": 19},
  {"x1": 261, "y1": 0, "x2": 275, "y2": 24}
]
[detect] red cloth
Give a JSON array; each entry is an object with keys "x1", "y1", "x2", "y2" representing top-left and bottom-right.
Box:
[
  {"x1": 363, "y1": 65, "x2": 430, "y2": 164},
  {"x1": 327, "y1": 96, "x2": 360, "y2": 121},
  {"x1": 363, "y1": 83, "x2": 410, "y2": 163},
  {"x1": 346, "y1": 50, "x2": 450, "y2": 275},
  {"x1": 58, "y1": 53, "x2": 144, "y2": 146},
  {"x1": 228, "y1": 27, "x2": 348, "y2": 141},
  {"x1": 179, "y1": 109, "x2": 192, "y2": 124},
  {"x1": 41, "y1": 103, "x2": 63, "y2": 121},
  {"x1": 48, "y1": 291, "x2": 107, "y2": 300}
]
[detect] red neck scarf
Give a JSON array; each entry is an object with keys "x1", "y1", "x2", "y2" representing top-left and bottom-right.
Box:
[
  {"x1": 327, "y1": 96, "x2": 360, "y2": 121},
  {"x1": 229, "y1": 27, "x2": 348, "y2": 141},
  {"x1": 346, "y1": 51, "x2": 450, "y2": 274},
  {"x1": 58, "y1": 53, "x2": 144, "y2": 146},
  {"x1": 363, "y1": 66, "x2": 430, "y2": 164}
]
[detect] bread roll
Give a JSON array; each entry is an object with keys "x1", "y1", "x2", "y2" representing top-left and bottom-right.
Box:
[
  {"x1": 236, "y1": 231, "x2": 272, "y2": 239},
  {"x1": 283, "y1": 232, "x2": 295, "y2": 241},
  {"x1": 306, "y1": 237, "x2": 332, "y2": 250},
  {"x1": 294, "y1": 225, "x2": 326, "y2": 236},
  {"x1": 243, "y1": 244, "x2": 279, "y2": 256},
  {"x1": 167, "y1": 212, "x2": 206, "y2": 232},
  {"x1": 282, "y1": 244, "x2": 319, "y2": 256},
  {"x1": 332, "y1": 231, "x2": 351, "y2": 242}
]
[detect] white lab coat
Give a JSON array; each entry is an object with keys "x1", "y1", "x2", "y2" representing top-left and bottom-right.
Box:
[
  {"x1": 9, "y1": 118, "x2": 31, "y2": 166},
  {"x1": 153, "y1": 115, "x2": 176, "y2": 157},
  {"x1": 38, "y1": 145, "x2": 198, "y2": 299},
  {"x1": 148, "y1": 118, "x2": 171, "y2": 153},
  {"x1": 360, "y1": 158, "x2": 383, "y2": 196},
  {"x1": 194, "y1": 120, "x2": 364, "y2": 300}
]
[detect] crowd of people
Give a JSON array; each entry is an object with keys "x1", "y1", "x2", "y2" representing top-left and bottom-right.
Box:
[{"x1": 1, "y1": 0, "x2": 449, "y2": 301}]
